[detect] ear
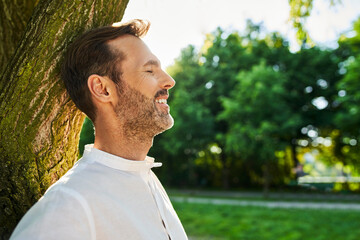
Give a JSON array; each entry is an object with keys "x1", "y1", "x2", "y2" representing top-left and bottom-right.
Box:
[{"x1": 87, "y1": 74, "x2": 115, "y2": 103}]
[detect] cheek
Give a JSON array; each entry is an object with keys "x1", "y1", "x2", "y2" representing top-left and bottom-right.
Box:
[{"x1": 140, "y1": 76, "x2": 159, "y2": 98}]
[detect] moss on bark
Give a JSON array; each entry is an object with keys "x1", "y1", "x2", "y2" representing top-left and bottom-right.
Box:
[
  {"x1": 0, "y1": 0, "x2": 129, "y2": 238},
  {"x1": 0, "y1": 0, "x2": 39, "y2": 74}
]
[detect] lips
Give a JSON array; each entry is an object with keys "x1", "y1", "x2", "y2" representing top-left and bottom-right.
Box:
[
  {"x1": 155, "y1": 93, "x2": 168, "y2": 104},
  {"x1": 155, "y1": 95, "x2": 169, "y2": 112}
]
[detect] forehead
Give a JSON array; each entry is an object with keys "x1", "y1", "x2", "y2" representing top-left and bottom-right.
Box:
[{"x1": 107, "y1": 34, "x2": 158, "y2": 67}]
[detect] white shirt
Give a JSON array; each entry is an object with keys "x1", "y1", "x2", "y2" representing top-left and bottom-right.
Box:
[{"x1": 11, "y1": 145, "x2": 188, "y2": 240}]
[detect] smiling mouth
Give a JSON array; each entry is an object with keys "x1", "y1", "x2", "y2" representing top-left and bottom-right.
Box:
[
  {"x1": 155, "y1": 97, "x2": 170, "y2": 113},
  {"x1": 155, "y1": 99, "x2": 167, "y2": 104}
]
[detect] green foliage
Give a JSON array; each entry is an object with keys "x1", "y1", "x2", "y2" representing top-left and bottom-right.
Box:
[
  {"x1": 336, "y1": 17, "x2": 360, "y2": 135},
  {"x1": 78, "y1": 117, "x2": 95, "y2": 156},
  {"x1": 338, "y1": 17, "x2": 360, "y2": 57},
  {"x1": 219, "y1": 63, "x2": 300, "y2": 162},
  {"x1": 151, "y1": 21, "x2": 299, "y2": 189},
  {"x1": 149, "y1": 19, "x2": 351, "y2": 189},
  {"x1": 289, "y1": 0, "x2": 314, "y2": 45},
  {"x1": 288, "y1": 0, "x2": 341, "y2": 46},
  {"x1": 336, "y1": 56, "x2": 360, "y2": 133},
  {"x1": 331, "y1": 18, "x2": 360, "y2": 169}
]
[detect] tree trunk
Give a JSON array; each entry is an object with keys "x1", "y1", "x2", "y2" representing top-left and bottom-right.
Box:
[
  {"x1": 0, "y1": 0, "x2": 39, "y2": 74},
  {"x1": 0, "y1": 0, "x2": 129, "y2": 238},
  {"x1": 290, "y1": 140, "x2": 301, "y2": 179},
  {"x1": 220, "y1": 150, "x2": 229, "y2": 189},
  {"x1": 263, "y1": 162, "x2": 271, "y2": 198}
]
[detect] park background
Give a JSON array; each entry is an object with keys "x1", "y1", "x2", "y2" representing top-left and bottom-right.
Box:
[{"x1": 1, "y1": 0, "x2": 360, "y2": 239}]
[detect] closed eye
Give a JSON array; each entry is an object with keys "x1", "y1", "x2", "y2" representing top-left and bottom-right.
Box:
[{"x1": 146, "y1": 70, "x2": 153, "y2": 73}]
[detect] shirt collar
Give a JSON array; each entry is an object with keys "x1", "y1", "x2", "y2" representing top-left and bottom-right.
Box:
[{"x1": 83, "y1": 144, "x2": 162, "y2": 172}]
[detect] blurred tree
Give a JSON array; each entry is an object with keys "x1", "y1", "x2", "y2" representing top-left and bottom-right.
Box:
[
  {"x1": 336, "y1": 18, "x2": 360, "y2": 59},
  {"x1": 288, "y1": 0, "x2": 314, "y2": 45},
  {"x1": 0, "y1": 0, "x2": 128, "y2": 238},
  {"x1": 332, "y1": 17, "x2": 360, "y2": 171},
  {"x1": 283, "y1": 47, "x2": 341, "y2": 168},
  {"x1": 219, "y1": 63, "x2": 300, "y2": 194},
  {"x1": 152, "y1": 19, "x2": 344, "y2": 191},
  {"x1": 152, "y1": 21, "x2": 299, "y2": 189},
  {"x1": 288, "y1": 0, "x2": 341, "y2": 46},
  {"x1": 335, "y1": 56, "x2": 360, "y2": 138}
]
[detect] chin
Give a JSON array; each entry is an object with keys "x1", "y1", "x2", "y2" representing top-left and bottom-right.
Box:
[
  {"x1": 165, "y1": 114, "x2": 174, "y2": 129},
  {"x1": 154, "y1": 115, "x2": 174, "y2": 136}
]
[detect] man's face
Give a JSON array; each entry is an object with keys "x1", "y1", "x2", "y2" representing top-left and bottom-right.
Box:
[{"x1": 108, "y1": 35, "x2": 175, "y2": 138}]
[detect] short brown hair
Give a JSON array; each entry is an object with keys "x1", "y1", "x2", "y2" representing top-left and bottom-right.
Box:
[{"x1": 61, "y1": 19, "x2": 150, "y2": 122}]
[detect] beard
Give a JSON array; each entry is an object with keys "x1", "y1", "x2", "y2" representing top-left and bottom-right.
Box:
[{"x1": 114, "y1": 82, "x2": 174, "y2": 140}]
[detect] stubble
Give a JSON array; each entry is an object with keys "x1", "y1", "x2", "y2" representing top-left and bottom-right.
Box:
[{"x1": 114, "y1": 82, "x2": 174, "y2": 141}]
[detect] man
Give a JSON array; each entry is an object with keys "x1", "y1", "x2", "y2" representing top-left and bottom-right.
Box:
[{"x1": 11, "y1": 19, "x2": 188, "y2": 240}]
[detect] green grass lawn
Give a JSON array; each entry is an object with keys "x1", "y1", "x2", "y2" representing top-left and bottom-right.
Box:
[{"x1": 172, "y1": 201, "x2": 360, "y2": 240}]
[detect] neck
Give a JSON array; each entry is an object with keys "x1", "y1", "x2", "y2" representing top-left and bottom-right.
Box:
[{"x1": 93, "y1": 120, "x2": 153, "y2": 161}]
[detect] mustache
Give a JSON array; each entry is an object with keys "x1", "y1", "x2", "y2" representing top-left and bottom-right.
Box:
[{"x1": 154, "y1": 89, "x2": 168, "y2": 98}]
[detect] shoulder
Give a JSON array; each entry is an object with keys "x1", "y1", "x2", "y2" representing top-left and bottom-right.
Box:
[
  {"x1": 10, "y1": 163, "x2": 97, "y2": 240},
  {"x1": 11, "y1": 186, "x2": 95, "y2": 240}
]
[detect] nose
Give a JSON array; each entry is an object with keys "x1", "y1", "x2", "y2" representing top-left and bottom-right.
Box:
[{"x1": 161, "y1": 71, "x2": 176, "y2": 90}]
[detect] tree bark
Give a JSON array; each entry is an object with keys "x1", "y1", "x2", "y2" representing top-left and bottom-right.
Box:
[
  {"x1": 0, "y1": 0, "x2": 129, "y2": 238},
  {"x1": 0, "y1": 0, "x2": 39, "y2": 74}
]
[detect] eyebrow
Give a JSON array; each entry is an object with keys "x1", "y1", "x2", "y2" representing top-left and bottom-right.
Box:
[{"x1": 143, "y1": 59, "x2": 160, "y2": 67}]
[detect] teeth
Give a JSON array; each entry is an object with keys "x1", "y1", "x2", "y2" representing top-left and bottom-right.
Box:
[{"x1": 156, "y1": 99, "x2": 167, "y2": 104}]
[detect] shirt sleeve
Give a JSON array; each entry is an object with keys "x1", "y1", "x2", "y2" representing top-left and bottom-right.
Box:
[{"x1": 10, "y1": 186, "x2": 96, "y2": 240}]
